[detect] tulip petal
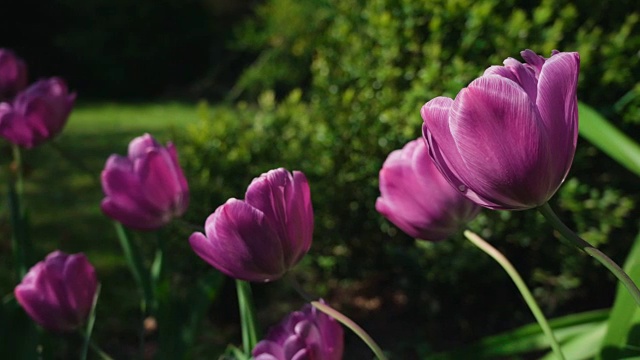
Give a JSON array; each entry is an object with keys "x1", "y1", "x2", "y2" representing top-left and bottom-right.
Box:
[
  {"x1": 253, "y1": 341, "x2": 284, "y2": 360},
  {"x1": 0, "y1": 49, "x2": 28, "y2": 99},
  {"x1": 501, "y1": 58, "x2": 539, "y2": 102},
  {"x1": 128, "y1": 133, "x2": 159, "y2": 158},
  {"x1": 101, "y1": 158, "x2": 168, "y2": 229},
  {"x1": 291, "y1": 349, "x2": 311, "y2": 360},
  {"x1": 253, "y1": 301, "x2": 343, "y2": 360},
  {"x1": 0, "y1": 78, "x2": 74, "y2": 148},
  {"x1": 245, "y1": 169, "x2": 315, "y2": 268},
  {"x1": 246, "y1": 168, "x2": 290, "y2": 235},
  {"x1": 100, "y1": 134, "x2": 189, "y2": 230},
  {"x1": 421, "y1": 97, "x2": 468, "y2": 189},
  {"x1": 311, "y1": 304, "x2": 344, "y2": 360},
  {"x1": 135, "y1": 149, "x2": 185, "y2": 214},
  {"x1": 167, "y1": 143, "x2": 189, "y2": 211},
  {"x1": 285, "y1": 171, "x2": 313, "y2": 266},
  {"x1": 283, "y1": 334, "x2": 307, "y2": 359},
  {"x1": 189, "y1": 200, "x2": 285, "y2": 282},
  {"x1": 15, "y1": 286, "x2": 71, "y2": 332},
  {"x1": 448, "y1": 75, "x2": 551, "y2": 209},
  {"x1": 376, "y1": 139, "x2": 480, "y2": 240},
  {"x1": 0, "y1": 109, "x2": 36, "y2": 148},
  {"x1": 536, "y1": 52, "x2": 580, "y2": 195},
  {"x1": 63, "y1": 254, "x2": 97, "y2": 320},
  {"x1": 422, "y1": 97, "x2": 500, "y2": 207},
  {"x1": 520, "y1": 49, "x2": 546, "y2": 73},
  {"x1": 41, "y1": 256, "x2": 82, "y2": 328},
  {"x1": 14, "y1": 251, "x2": 97, "y2": 333}
]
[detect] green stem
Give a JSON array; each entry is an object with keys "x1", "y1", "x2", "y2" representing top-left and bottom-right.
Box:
[
  {"x1": 236, "y1": 280, "x2": 259, "y2": 355},
  {"x1": 89, "y1": 340, "x2": 115, "y2": 360},
  {"x1": 311, "y1": 301, "x2": 387, "y2": 360},
  {"x1": 81, "y1": 283, "x2": 101, "y2": 360},
  {"x1": 285, "y1": 274, "x2": 313, "y2": 302},
  {"x1": 150, "y1": 230, "x2": 165, "y2": 292},
  {"x1": 113, "y1": 222, "x2": 154, "y2": 359},
  {"x1": 538, "y1": 203, "x2": 640, "y2": 307},
  {"x1": 78, "y1": 284, "x2": 113, "y2": 360},
  {"x1": 463, "y1": 230, "x2": 565, "y2": 360},
  {"x1": 114, "y1": 222, "x2": 155, "y2": 313},
  {"x1": 12, "y1": 144, "x2": 24, "y2": 198},
  {"x1": 9, "y1": 144, "x2": 30, "y2": 279}
]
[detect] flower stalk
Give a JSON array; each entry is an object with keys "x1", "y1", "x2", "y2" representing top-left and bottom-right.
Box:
[
  {"x1": 236, "y1": 280, "x2": 259, "y2": 355},
  {"x1": 9, "y1": 144, "x2": 30, "y2": 279},
  {"x1": 538, "y1": 203, "x2": 640, "y2": 307},
  {"x1": 311, "y1": 301, "x2": 387, "y2": 360},
  {"x1": 464, "y1": 230, "x2": 565, "y2": 359}
]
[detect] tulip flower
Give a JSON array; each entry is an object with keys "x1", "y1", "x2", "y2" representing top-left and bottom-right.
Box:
[
  {"x1": 189, "y1": 168, "x2": 313, "y2": 282},
  {"x1": 0, "y1": 77, "x2": 75, "y2": 148},
  {"x1": 253, "y1": 301, "x2": 344, "y2": 360},
  {"x1": 101, "y1": 133, "x2": 189, "y2": 230},
  {"x1": 376, "y1": 138, "x2": 480, "y2": 240},
  {"x1": 421, "y1": 49, "x2": 579, "y2": 210},
  {"x1": 0, "y1": 49, "x2": 28, "y2": 100},
  {"x1": 14, "y1": 251, "x2": 98, "y2": 333}
]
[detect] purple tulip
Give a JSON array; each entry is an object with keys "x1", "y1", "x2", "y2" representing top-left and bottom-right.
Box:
[
  {"x1": 421, "y1": 50, "x2": 580, "y2": 210},
  {"x1": 101, "y1": 133, "x2": 189, "y2": 230},
  {"x1": 253, "y1": 301, "x2": 344, "y2": 360},
  {"x1": 0, "y1": 77, "x2": 76, "y2": 148},
  {"x1": 376, "y1": 138, "x2": 481, "y2": 240},
  {"x1": 14, "y1": 251, "x2": 98, "y2": 333},
  {"x1": 0, "y1": 49, "x2": 28, "y2": 100},
  {"x1": 189, "y1": 168, "x2": 313, "y2": 282}
]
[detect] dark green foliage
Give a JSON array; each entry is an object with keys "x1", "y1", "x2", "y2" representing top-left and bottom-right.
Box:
[
  {"x1": 182, "y1": 0, "x2": 640, "y2": 355},
  {"x1": 1, "y1": 1, "x2": 252, "y2": 100}
]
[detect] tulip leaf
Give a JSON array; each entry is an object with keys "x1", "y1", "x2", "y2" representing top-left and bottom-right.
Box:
[
  {"x1": 578, "y1": 102, "x2": 640, "y2": 177},
  {"x1": 428, "y1": 309, "x2": 609, "y2": 359},
  {"x1": 540, "y1": 321, "x2": 607, "y2": 360},
  {"x1": 598, "y1": 229, "x2": 640, "y2": 360}
]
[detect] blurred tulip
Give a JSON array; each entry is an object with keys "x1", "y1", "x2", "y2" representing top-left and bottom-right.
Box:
[
  {"x1": 14, "y1": 251, "x2": 98, "y2": 333},
  {"x1": 421, "y1": 50, "x2": 580, "y2": 210},
  {"x1": 190, "y1": 168, "x2": 313, "y2": 282},
  {"x1": 0, "y1": 49, "x2": 28, "y2": 100},
  {"x1": 0, "y1": 77, "x2": 75, "y2": 148},
  {"x1": 253, "y1": 300, "x2": 344, "y2": 360},
  {"x1": 101, "y1": 133, "x2": 189, "y2": 230},
  {"x1": 376, "y1": 138, "x2": 480, "y2": 241}
]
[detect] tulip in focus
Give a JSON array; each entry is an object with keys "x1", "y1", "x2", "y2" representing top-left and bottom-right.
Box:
[
  {"x1": 0, "y1": 77, "x2": 76, "y2": 148},
  {"x1": 0, "y1": 48, "x2": 28, "y2": 100},
  {"x1": 421, "y1": 49, "x2": 580, "y2": 210},
  {"x1": 14, "y1": 251, "x2": 98, "y2": 333},
  {"x1": 376, "y1": 138, "x2": 480, "y2": 241},
  {"x1": 253, "y1": 300, "x2": 344, "y2": 360},
  {"x1": 101, "y1": 133, "x2": 189, "y2": 230},
  {"x1": 190, "y1": 168, "x2": 313, "y2": 282}
]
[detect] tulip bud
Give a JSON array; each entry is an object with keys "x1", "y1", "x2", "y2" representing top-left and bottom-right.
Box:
[
  {"x1": 14, "y1": 251, "x2": 98, "y2": 333},
  {"x1": 376, "y1": 138, "x2": 480, "y2": 241},
  {"x1": 101, "y1": 133, "x2": 189, "y2": 230},
  {"x1": 0, "y1": 49, "x2": 28, "y2": 100},
  {"x1": 253, "y1": 300, "x2": 344, "y2": 360},
  {"x1": 189, "y1": 168, "x2": 313, "y2": 282},
  {"x1": 0, "y1": 77, "x2": 75, "y2": 148},
  {"x1": 421, "y1": 50, "x2": 580, "y2": 210}
]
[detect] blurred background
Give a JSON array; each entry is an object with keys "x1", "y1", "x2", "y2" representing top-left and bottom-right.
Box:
[{"x1": 1, "y1": 0, "x2": 639, "y2": 358}]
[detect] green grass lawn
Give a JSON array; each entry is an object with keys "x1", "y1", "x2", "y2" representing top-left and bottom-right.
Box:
[{"x1": 1, "y1": 102, "x2": 203, "y2": 356}]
